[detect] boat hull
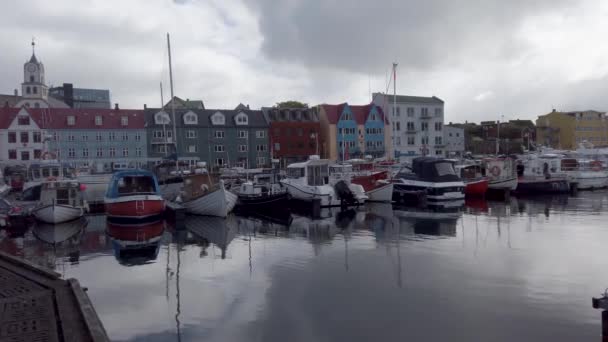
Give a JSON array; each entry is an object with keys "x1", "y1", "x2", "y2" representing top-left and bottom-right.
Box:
[
  {"x1": 32, "y1": 203, "x2": 84, "y2": 224},
  {"x1": 237, "y1": 192, "x2": 290, "y2": 211},
  {"x1": 516, "y1": 178, "x2": 570, "y2": 194},
  {"x1": 572, "y1": 172, "x2": 608, "y2": 190},
  {"x1": 282, "y1": 181, "x2": 366, "y2": 207},
  {"x1": 393, "y1": 181, "x2": 465, "y2": 203},
  {"x1": 464, "y1": 178, "x2": 489, "y2": 197},
  {"x1": 488, "y1": 176, "x2": 518, "y2": 191},
  {"x1": 364, "y1": 182, "x2": 394, "y2": 202},
  {"x1": 182, "y1": 186, "x2": 236, "y2": 218},
  {"x1": 104, "y1": 195, "x2": 165, "y2": 224}
]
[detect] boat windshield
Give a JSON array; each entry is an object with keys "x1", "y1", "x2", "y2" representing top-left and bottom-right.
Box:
[
  {"x1": 287, "y1": 168, "x2": 305, "y2": 178},
  {"x1": 117, "y1": 176, "x2": 156, "y2": 195},
  {"x1": 435, "y1": 162, "x2": 457, "y2": 177}
]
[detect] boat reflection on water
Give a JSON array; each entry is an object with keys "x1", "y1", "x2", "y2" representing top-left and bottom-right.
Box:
[
  {"x1": 106, "y1": 221, "x2": 165, "y2": 266},
  {"x1": 32, "y1": 216, "x2": 88, "y2": 267},
  {"x1": 184, "y1": 215, "x2": 237, "y2": 259},
  {"x1": 393, "y1": 204, "x2": 462, "y2": 238}
]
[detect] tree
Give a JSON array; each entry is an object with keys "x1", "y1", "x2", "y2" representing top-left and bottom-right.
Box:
[{"x1": 275, "y1": 101, "x2": 308, "y2": 109}]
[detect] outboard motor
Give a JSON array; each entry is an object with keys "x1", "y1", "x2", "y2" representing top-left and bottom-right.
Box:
[{"x1": 334, "y1": 180, "x2": 357, "y2": 207}]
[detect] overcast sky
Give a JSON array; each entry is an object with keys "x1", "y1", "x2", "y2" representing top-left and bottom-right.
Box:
[{"x1": 1, "y1": 0, "x2": 607, "y2": 123}]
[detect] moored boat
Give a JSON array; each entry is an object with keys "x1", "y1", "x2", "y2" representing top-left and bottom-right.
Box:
[
  {"x1": 236, "y1": 173, "x2": 289, "y2": 212},
  {"x1": 456, "y1": 164, "x2": 489, "y2": 197},
  {"x1": 32, "y1": 180, "x2": 88, "y2": 224},
  {"x1": 178, "y1": 173, "x2": 237, "y2": 217},
  {"x1": 331, "y1": 160, "x2": 394, "y2": 202},
  {"x1": 483, "y1": 157, "x2": 518, "y2": 191},
  {"x1": 104, "y1": 170, "x2": 165, "y2": 224}
]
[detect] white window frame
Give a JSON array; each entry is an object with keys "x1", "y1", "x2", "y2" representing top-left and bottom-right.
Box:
[
  {"x1": 238, "y1": 130, "x2": 248, "y2": 138},
  {"x1": 109, "y1": 148, "x2": 116, "y2": 157},
  {"x1": 214, "y1": 130, "x2": 225, "y2": 139},
  {"x1": 136, "y1": 147, "x2": 142, "y2": 157},
  {"x1": 186, "y1": 130, "x2": 197, "y2": 138},
  {"x1": 95, "y1": 116, "x2": 103, "y2": 126},
  {"x1": 122, "y1": 148, "x2": 129, "y2": 157},
  {"x1": 188, "y1": 145, "x2": 197, "y2": 153},
  {"x1": 238, "y1": 145, "x2": 248, "y2": 152},
  {"x1": 214, "y1": 145, "x2": 225, "y2": 152},
  {"x1": 121, "y1": 116, "x2": 128, "y2": 126},
  {"x1": 215, "y1": 158, "x2": 225, "y2": 166},
  {"x1": 67, "y1": 116, "x2": 75, "y2": 126},
  {"x1": 256, "y1": 130, "x2": 265, "y2": 138},
  {"x1": 257, "y1": 157, "x2": 266, "y2": 166},
  {"x1": 96, "y1": 148, "x2": 103, "y2": 157},
  {"x1": 82, "y1": 148, "x2": 89, "y2": 158}
]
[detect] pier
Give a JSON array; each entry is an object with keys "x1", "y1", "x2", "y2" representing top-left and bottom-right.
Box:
[{"x1": 0, "y1": 251, "x2": 109, "y2": 341}]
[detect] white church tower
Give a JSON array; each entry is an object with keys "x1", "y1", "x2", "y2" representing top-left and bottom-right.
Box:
[{"x1": 16, "y1": 40, "x2": 50, "y2": 108}]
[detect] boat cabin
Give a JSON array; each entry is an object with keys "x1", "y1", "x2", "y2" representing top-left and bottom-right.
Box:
[
  {"x1": 28, "y1": 163, "x2": 73, "y2": 182},
  {"x1": 456, "y1": 164, "x2": 484, "y2": 180},
  {"x1": 286, "y1": 158, "x2": 330, "y2": 186},
  {"x1": 106, "y1": 171, "x2": 160, "y2": 199},
  {"x1": 398, "y1": 157, "x2": 461, "y2": 182},
  {"x1": 181, "y1": 174, "x2": 216, "y2": 201},
  {"x1": 40, "y1": 181, "x2": 85, "y2": 207}
]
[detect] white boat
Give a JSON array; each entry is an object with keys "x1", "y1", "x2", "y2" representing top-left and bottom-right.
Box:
[
  {"x1": 328, "y1": 162, "x2": 393, "y2": 202},
  {"x1": 281, "y1": 156, "x2": 367, "y2": 207},
  {"x1": 559, "y1": 158, "x2": 608, "y2": 190},
  {"x1": 75, "y1": 172, "x2": 113, "y2": 204},
  {"x1": 483, "y1": 157, "x2": 518, "y2": 191},
  {"x1": 32, "y1": 180, "x2": 88, "y2": 224},
  {"x1": 32, "y1": 217, "x2": 87, "y2": 245},
  {"x1": 23, "y1": 162, "x2": 73, "y2": 193},
  {"x1": 179, "y1": 175, "x2": 237, "y2": 217}
]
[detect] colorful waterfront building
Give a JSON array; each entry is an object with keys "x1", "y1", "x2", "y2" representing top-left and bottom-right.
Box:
[
  {"x1": 536, "y1": 109, "x2": 608, "y2": 149},
  {"x1": 317, "y1": 103, "x2": 389, "y2": 160}
]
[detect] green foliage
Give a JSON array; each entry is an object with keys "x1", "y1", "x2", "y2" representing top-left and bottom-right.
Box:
[{"x1": 276, "y1": 101, "x2": 308, "y2": 109}]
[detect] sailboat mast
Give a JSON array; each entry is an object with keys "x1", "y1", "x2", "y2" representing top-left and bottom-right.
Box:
[
  {"x1": 167, "y1": 33, "x2": 178, "y2": 168},
  {"x1": 160, "y1": 82, "x2": 167, "y2": 156},
  {"x1": 393, "y1": 63, "x2": 397, "y2": 160}
]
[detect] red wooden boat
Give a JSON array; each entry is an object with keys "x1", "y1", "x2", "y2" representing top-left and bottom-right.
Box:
[
  {"x1": 456, "y1": 164, "x2": 488, "y2": 197},
  {"x1": 104, "y1": 170, "x2": 165, "y2": 224}
]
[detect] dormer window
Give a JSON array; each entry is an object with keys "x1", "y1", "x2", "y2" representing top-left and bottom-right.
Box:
[
  {"x1": 342, "y1": 112, "x2": 352, "y2": 121},
  {"x1": 154, "y1": 111, "x2": 171, "y2": 125},
  {"x1": 235, "y1": 112, "x2": 248, "y2": 125},
  {"x1": 17, "y1": 116, "x2": 30, "y2": 125},
  {"x1": 183, "y1": 111, "x2": 198, "y2": 125},
  {"x1": 211, "y1": 112, "x2": 225, "y2": 125},
  {"x1": 95, "y1": 116, "x2": 103, "y2": 126},
  {"x1": 67, "y1": 116, "x2": 75, "y2": 126},
  {"x1": 121, "y1": 116, "x2": 128, "y2": 126}
]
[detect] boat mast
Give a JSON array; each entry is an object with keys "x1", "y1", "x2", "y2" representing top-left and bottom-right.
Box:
[
  {"x1": 160, "y1": 82, "x2": 168, "y2": 157},
  {"x1": 167, "y1": 33, "x2": 178, "y2": 169},
  {"x1": 393, "y1": 62, "x2": 397, "y2": 159}
]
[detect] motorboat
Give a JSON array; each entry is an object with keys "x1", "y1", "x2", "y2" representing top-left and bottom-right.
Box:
[
  {"x1": 31, "y1": 180, "x2": 88, "y2": 224},
  {"x1": 280, "y1": 156, "x2": 367, "y2": 207},
  {"x1": 482, "y1": 157, "x2": 518, "y2": 191},
  {"x1": 104, "y1": 170, "x2": 165, "y2": 224},
  {"x1": 329, "y1": 160, "x2": 393, "y2": 202},
  {"x1": 392, "y1": 157, "x2": 465, "y2": 206},
  {"x1": 235, "y1": 173, "x2": 289, "y2": 212},
  {"x1": 455, "y1": 164, "x2": 488, "y2": 197},
  {"x1": 516, "y1": 154, "x2": 571, "y2": 194},
  {"x1": 177, "y1": 173, "x2": 237, "y2": 218}
]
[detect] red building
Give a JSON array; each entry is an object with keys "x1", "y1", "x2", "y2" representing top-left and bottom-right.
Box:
[{"x1": 262, "y1": 107, "x2": 322, "y2": 166}]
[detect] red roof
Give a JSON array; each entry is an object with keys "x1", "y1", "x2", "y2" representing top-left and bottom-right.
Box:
[
  {"x1": 0, "y1": 107, "x2": 145, "y2": 129},
  {"x1": 320, "y1": 103, "x2": 387, "y2": 125}
]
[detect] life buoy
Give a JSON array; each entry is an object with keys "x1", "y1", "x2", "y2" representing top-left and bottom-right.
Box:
[{"x1": 490, "y1": 165, "x2": 501, "y2": 177}]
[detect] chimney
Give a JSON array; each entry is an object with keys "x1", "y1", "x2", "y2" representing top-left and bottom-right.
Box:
[
  {"x1": 144, "y1": 104, "x2": 147, "y2": 110},
  {"x1": 114, "y1": 103, "x2": 119, "y2": 110},
  {"x1": 552, "y1": 108, "x2": 556, "y2": 113},
  {"x1": 14, "y1": 89, "x2": 18, "y2": 97},
  {"x1": 247, "y1": 104, "x2": 250, "y2": 109}
]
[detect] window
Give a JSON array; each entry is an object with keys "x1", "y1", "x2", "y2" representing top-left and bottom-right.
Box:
[
  {"x1": 96, "y1": 133, "x2": 103, "y2": 141},
  {"x1": 29, "y1": 75, "x2": 34, "y2": 82},
  {"x1": 211, "y1": 112, "x2": 225, "y2": 125},
  {"x1": 407, "y1": 122, "x2": 415, "y2": 131},
  {"x1": 396, "y1": 107, "x2": 400, "y2": 116},
  {"x1": 82, "y1": 148, "x2": 89, "y2": 157},
  {"x1": 121, "y1": 116, "x2": 129, "y2": 126},
  {"x1": 21, "y1": 151, "x2": 30, "y2": 161},
  {"x1": 342, "y1": 113, "x2": 352, "y2": 121},
  {"x1": 96, "y1": 148, "x2": 103, "y2": 157},
  {"x1": 8, "y1": 150, "x2": 17, "y2": 159},
  {"x1": 235, "y1": 113, "x2": 248, "y2": 125},
  {"x1": 135, "y1": 133, "x2": 141, "y2": 141},
  {"x1": 257, "y1": 157, "x2": 266, "y2": 166},
  {"x1": 122, "y1": 148, "x2": 128, "y2": 157},
  {"x1": 17, "y1": 116, "x2": 30, "y2": 125},
  {"x1": 421, "y1": 108, "x2": 429, "y2": 116},
  {"x1": 238, "y1": 130, "x2": 248, "y2": 138},
  {"x1": 274, "y1": 142, "x2": 280, "y2": 151},
  {"x1": 215, "y1": 158, "x2": 225, "y2": 166},
  {"x1": 434, "y1": 108, "x2": 442, "y2": 116},
  {"x1": 407, "y1": 107, "x2": 414, "y2": 117},
  {"x1": 396, "y1": 137, "x2": 401, "y2": 146},
  {"x1": 95, "y1": 116, "x2": 103, "y2": 126},
  {"x1": 136, "y1": 148, "x2": 142, "y2": 157},
  {"x1": 8, "y1": 132, "x2": 16, "y2": 143},
  {"x1": 67, "y1": 116, "x2": 75, "y2": 126},
  {"x1": 186, "y1": 130, "x2": 197, "y2": 138},
  {"x1": 256, "y1": 130, "x2": 266, "y2": 138},
  {"x1": 109, "y1": 148, "x2": 116, "y2": 157},
  {"x1": 408, "y1": 136, "x2": 415, "y2": 145},
  {"x1": 122, "y1": 132, "x2": 128, "y2": 141},
  {"x1": 421, "y1": 136, "x2": 429, "y2": 145},
  {"x1": 20, "y1": 132, "x2": 29, "y2": 143},
  {"x1": 421, "y1": 122, "x2": 429, "y2": 131},
  {"x1": 436, "y1": 150, "x2": 443, "y2": 155},
  {"x1": 109, "y1": 132, "x2": 116, "y2": 141},
  {"x1": 238, "y1": 145, "x2": 248, "y2": 152},
  {"x1": 435, "y1": 122, "x2": 442, "y2": 131},
  {"x1": 456, "y1": 133, "x2": 460, "y2": 137},
  {"x1": 26, "y1": 87, "x2": 31, "y2": 94},
  {"x1": 32, "y1": 87, "x2": 37, "y2": 94},
  {"x1": 396, "y1": 122, "x2": 401, "y2": 131},
  {"x1": 214, "y1": 130, "x2": 225, "y2": 139},
  {"x1": 156, "y1": 145, "x2": 166, "y2": 153},
  {"x1": 435, "y1": 136, "x2": 443, "y2": 145},
  {"x1": 68, "y1": 148, "x2": 76, "y2": 158},
  {"x1": 214, "y1": 145, "x2": 225, "y2": 152},
  {"x1": 183, "y1": 112, "x2": 198, "y2": 124},
  {"x1": 34, "y1": 150, "x2": 41, "y2": 159},
  {"x1": 153, "y1": 130, "x2": 164, "y2": 139},
  {"x1": 67, "y1": 135, "x2": 75, "y2": 142},
  {"x1": 188, "y1": 145, "x2": 197, "y2": 153},
  {"x1": 53, "y1": 132, "x2": 58, "y2": 141},
  {"x1": 256, "y1": 144, "x2": 267, "y2": 152},
  {"x1": 82, "y1": 134, "x2": 88, "y2": 141}
]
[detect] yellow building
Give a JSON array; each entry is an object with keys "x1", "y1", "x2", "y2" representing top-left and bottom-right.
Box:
[{"x1": 536, "y1": 110, "x2": 608, "y2": 149}]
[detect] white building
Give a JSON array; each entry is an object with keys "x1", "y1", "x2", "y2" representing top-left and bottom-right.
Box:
[
  {"x1": 444, "y1": 125, "x2": 465, "y2": 157},
  {"x1": 0, "y1": 107, "x2": 48, "y2": 164},
  {"x1": 372, "y1": 93, "x2": 445, "y2": 160}
]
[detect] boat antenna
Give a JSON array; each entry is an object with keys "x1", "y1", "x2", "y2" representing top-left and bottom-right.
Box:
[{"x1": 167, "y1": 33, "x2": 178, "y2": 169}]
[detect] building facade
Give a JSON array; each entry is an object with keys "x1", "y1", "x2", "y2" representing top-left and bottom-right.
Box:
[
  {"x1": 536, "y1": 110, "x2": 608, "y2": 149},
  {"x1": 373, "y1": 93, "x2": 445, "y2": 160},
  {"x1": 317, "y1": 103, "x2": 389, "y2": 161},
  {"x1": 49, "y1": 83, "x2": 111, "y2": 109},
  {"x1": 145, "y1": 107, "x2": 270, "y2": 170},
  {"x1": 0, "y1": 107, "x2": 48, "y2": 164},
  {"x1": 444, "y1": 125, "x2": 465, "y2": 157},
  {"x1": 262, "y1": 107, "x2": 321, "y2": 166}
]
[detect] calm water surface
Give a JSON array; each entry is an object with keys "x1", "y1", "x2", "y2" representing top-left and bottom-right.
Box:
[{"x1": 2, "y1": 192, "x2": 608, "y2": 341}]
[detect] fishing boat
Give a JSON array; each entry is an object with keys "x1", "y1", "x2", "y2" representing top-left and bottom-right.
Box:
[
  {"x1": 104, "y1": 170, "x2": 165, "y2": 224},
  {"x1": 516, "y1": 154, "x2": 571, "y2": 194},
  {"x1": 392, "y1": 157, "x2": 465, "y2": 206},
  {"x1": 178, "y1": 173, "x2": 237, "y2": 217},
  {"x1": 235, "y1": 172, "x2": 289, "y2": 211},
  {"x1": 281, "y1": 156, "x2": 367, "y2": 207},
  {"x1": 483, "y1": 157, "x2": 518, "y2": 191},
  {"x1": 560, "y1": 158, "x2": 608, "y2": 190},
  {"x1": 455, "y1": 164, "x2": 489, "y2": 197},
  {"x1": 31, "y1": 180, "x2": 88, "y2": 224}
]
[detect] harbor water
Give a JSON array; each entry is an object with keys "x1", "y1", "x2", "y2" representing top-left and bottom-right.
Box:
[{"x1": 2, "y1": 192, "x2": 608, "y2": 341}]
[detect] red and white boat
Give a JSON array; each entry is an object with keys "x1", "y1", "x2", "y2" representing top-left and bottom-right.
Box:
[
  {"x1": 104, "y1": 170, "x2": 165, "y2": 224},
  {"x1": 329, "y1": 160, "x2": 394, "y2": 202},
  {"x1": 455, "y1": 164, "x2": 489, "y2": 197}
]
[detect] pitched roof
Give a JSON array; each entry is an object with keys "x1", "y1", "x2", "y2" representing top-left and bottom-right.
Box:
[
  {"x1": 319, "y1": 103, "x2": 347, "y2": 124},
  {"x1": 261, "y1": 107, "x2": 319, "y2": 122},
  {"x1": 29, "y1": 53, "x2": 39, "y2": 64},
  {"x1": 164, "y1": 96, "x2": 205, "y2": 110},
  {"x1": 372, "y1": 92, "x2": 444, "y2": 104},
  {"x1": 144, "y1": 108, "x2": 269, "y2": 127},
  {"x1": 0, "y1": 107, "x2": 145, "y2": 129},
  {"x1": 320, "y1": 103, "x2": 388, "y2": 125}
]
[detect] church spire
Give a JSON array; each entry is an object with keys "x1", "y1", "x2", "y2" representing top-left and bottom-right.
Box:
[{"x1": 29, "y1": 37, "x2": 38, "y2": 64}]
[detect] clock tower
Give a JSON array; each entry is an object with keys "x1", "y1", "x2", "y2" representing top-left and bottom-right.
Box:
[{"x1": 21, "y1": 39, "x2": 48, "y2": 101}]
